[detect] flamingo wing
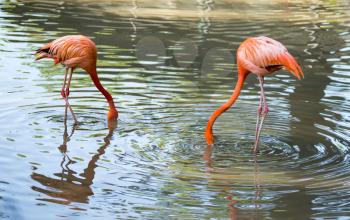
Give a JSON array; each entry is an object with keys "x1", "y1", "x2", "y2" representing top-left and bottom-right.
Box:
[
  {"x1": 35, "y1": 35, "x2": 96, "y2": 67},
  {"x1": 237, "y1": 36, "x2": 304, "y2": 79}
]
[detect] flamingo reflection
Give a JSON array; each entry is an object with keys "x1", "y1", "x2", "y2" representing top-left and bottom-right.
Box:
[
  {"x1": 31, "y1": 104, "x2": 117, "y2": 205},
  {"x1": 203, "y1": 145, "x2": 262, "y2": 219}
]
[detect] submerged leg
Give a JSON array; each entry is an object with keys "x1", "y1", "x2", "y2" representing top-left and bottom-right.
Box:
[
  {"x1": 253, "y1": 107, "x2": 268, "y2": 153},
  {"x1": 252, "y1": 76, "x2": 268, "y2": 153},
  {"x1": 59, "y1": 105, "x2": 69, "y2": 153},
  {"x1": 62, "y1": 68, "x2": 78, "y2": 124}
]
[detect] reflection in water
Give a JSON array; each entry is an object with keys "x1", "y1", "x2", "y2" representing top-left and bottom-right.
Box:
[
  {"x1": 31, "y1": 105, "x2": 116, "y2": 205},
  {"x1": 203, "y1": 144, "x2": 263, "y2": 219},
  {"x1": 226, "y1": 195, "x2": 238, "y2": 220},
  {"x1": 0, "y1": 0, "x2": 350, "y2": 219},
  {"x1": 197, "y1": 0, "x2": 213, "y2": 35}
]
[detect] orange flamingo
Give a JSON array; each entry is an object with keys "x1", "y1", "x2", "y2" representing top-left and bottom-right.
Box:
[
  {"x1": 35, "y1": 35, "x2": 118, "y2": 123},
  {"x1": 205, "y1": 36, "x2": 304, "y2": 153}
]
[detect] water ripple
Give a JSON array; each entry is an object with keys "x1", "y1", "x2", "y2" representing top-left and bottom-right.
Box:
[{"x1": 0, "y1": 0, "x2": 350, "y2": 219}]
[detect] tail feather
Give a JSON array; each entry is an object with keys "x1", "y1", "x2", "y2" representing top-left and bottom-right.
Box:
[{"x1": 278, "y1": 52, "x2": 304, "y2": 80}]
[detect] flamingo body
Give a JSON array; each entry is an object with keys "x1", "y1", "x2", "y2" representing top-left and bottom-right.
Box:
[
  {"x1": 35, "y1": 35, "x2": 118, "y2": 121},
  {"x1": 237, "y1": 36, "x2": 303, "y2": 79},
  {"x1": 205, "y1": 36, "x2": 304, "y2": 152}
]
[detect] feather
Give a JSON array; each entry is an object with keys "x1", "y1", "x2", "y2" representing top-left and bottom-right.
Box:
[
  {"x1": 34, "y1": 35, "x2": 97, "y2": 70},
  {"x1": 34, "y1": 35, "x2": 118, "y2": 121},
  {"x1": 237, "y1": 36, "x2": 304, "y2": 79}
]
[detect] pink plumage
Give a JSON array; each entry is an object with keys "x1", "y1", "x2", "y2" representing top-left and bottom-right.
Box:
[
  {"x1": 35, "y1": 35, "x2": 118, "y2": 122},
  {"x1": 237, "y1": 36, "x2": 304, "y2": 79},
  {"x1": 205, "y1": 36, "x2": 304, "y2": 151},
  {"x1": 35, "y1": 35, "x2": 97, "y2": 71}
]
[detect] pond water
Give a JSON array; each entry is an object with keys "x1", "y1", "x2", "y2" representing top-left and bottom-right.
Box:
[{"x1": 0, "y1": 0, "x2": 350, "y2": 219}]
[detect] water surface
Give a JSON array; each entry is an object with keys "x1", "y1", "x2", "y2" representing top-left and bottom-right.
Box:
[{"x1": 0, "y1": 0, "x2": 350, "y2": 219}]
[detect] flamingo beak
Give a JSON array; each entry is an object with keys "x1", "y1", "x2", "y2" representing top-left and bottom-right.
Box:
[{"x1": 34, "y1": 52, "x2": 46, "y2": 61}]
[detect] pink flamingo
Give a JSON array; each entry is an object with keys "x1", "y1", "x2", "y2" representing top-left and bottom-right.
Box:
[
  {"x1": 35, "y1": 35, "x2": 118, "y2": 123},
  {"x1": 205, "y1": 36, "x2": 304, "y2": 153}
]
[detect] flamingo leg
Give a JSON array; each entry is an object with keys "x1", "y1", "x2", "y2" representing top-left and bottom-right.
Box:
[
  {"x1": 59, "y1": 104, "x2": 69, "y2": 153},
  {"x1": 254, "y1": 87, "x2": 263, "y2": 145},
  {"x1": 65, "y1": 67, "x2": 73, "y2": 98},
  {"x1": 61, "y1": 69, "x2": 68, "y2": 98},
  {"x1": 62, "y1": 68, "x2": 78, "y2": 124},
  {"x1": 252, "y1": 76, "x2": 268, "y2": 153}
]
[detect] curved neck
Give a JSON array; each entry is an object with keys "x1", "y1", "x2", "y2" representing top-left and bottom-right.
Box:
[
  {"x1": 87, "y1": 68, "x2": 117, "y2": 119},
  {"x1": 205, "y1": 72, "x2": 247, "y2": 145}
]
